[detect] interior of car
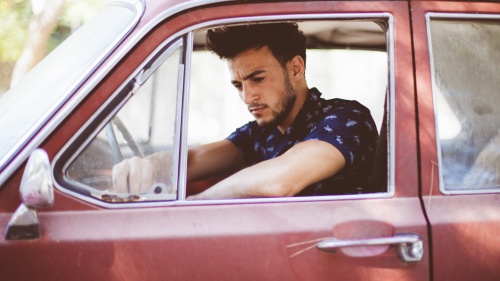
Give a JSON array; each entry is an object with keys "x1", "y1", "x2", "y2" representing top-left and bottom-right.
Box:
[{"x1": 57, "y1": 18, "x2": 391, "y2": 204}]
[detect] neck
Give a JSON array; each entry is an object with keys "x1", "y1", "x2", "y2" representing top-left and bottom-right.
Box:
[{"x1": 277, "y1": 85, "x2": 309, "y2": 134}]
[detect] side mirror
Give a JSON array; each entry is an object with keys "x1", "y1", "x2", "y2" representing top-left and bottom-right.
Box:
[{"x1": 5, "y1": 149, "x2": 54, "y2": 240}]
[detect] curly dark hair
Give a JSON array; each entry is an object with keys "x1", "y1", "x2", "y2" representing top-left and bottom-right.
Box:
[{"x1": 205, "y1": 22, "x2": 307, "y2": 69}]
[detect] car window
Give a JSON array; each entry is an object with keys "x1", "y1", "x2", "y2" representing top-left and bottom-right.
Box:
[
  {"x1": 428, "y1": 15, "x2": 500, "y2": 192},
  {"x1": 188, "y1": 45, "x2": 387, "y2": 146},
  {"x1": 0, "y1": 1, "x2": 142, "y2": 173},
  {"x1": 187, "y1": 19, "x2": 389, "y2": 198},
  {"x1": 55, "y1": 17, "x2": 393, "y2": 207},
  {"x1": 56, "y1": 40, "x2": 183, "y2": 205}
]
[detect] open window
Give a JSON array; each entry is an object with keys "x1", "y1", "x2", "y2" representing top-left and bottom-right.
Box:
[{"x1": 186, "y1": 18, "x2": 390, "y2": 198}]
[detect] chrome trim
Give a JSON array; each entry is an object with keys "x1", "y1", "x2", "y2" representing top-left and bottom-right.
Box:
[
  {"x1": 177, "y1": 32, "x2": 194, "y2": 201},
  {"x1": 317, "y1": 233, "x2": 423, "y2": 262},
  {"x1": 6, "y1": 149, "x2": 54, "y2": 240},
  {"x1": 181, "y1": 13, "x2": 393, "y2": 33},
  {"x1": 174, "y1": 63, "x2": 186, "y2": 200},
  {"x1": 387, "y1": 14, "x2": 396, "y2": 197},
  {"x1": 426, "y1": 12, "x2": 500, "y2": 22},
  {"x1": 20, "y1": 149, "x2": 54, "y2": 209},
  {"x1": 439, "y1": 188, "x2": 500, "y2": 196},
  {"x1": 426, "y1": 14, "x2": 444, "y2": 196},
  {"x1": 426, "y1": 12, "x2": 500, "y2": 195},
  {"x1": 54, "y1": 13, "x2": 395, "y2": 208},
  {"x1": 0, "y1": 0, "x2": 146, "y2": 187},
  {"x1": 177, "y1": 191, "x2": 394, "y2": 206}
]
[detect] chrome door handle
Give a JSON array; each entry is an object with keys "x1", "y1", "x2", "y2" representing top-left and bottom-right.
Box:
[{"x1": 316, "y1": 233, "x2": 423, "y2": 262}]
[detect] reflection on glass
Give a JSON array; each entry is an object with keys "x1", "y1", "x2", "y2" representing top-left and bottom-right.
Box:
[
  {"x1": 430, "y1": 18, "x2": 500, "y2": 190},
  {"x1": 66, "y1": 48, "x2": 181, "y2": 202}
]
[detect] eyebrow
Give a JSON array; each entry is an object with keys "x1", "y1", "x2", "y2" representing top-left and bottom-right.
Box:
[{"x1": 231, "y1": 70, "x2": 266, "y2": 85}]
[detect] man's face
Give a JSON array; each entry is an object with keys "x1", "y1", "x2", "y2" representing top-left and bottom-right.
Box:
[{"x1": 228, "y1": 46, "x2": 296, "y2": 128}]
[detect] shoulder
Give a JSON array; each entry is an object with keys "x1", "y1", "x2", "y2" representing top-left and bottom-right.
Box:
[
  {"x1": 325, "y1": 98, "x2": 370, "y2": 114},
  {"x1": 320, "y1": 98, "x2": 373, "y2": 126},
  {"x1": 227, "y1": 120, "x2": 271, "y2": 147},
  {"x1": 230, "y1": 121, "x2": 260, "y2": 137},
  {"x1": 309, "y1": 98, "x2": 378, "y2": 143}
]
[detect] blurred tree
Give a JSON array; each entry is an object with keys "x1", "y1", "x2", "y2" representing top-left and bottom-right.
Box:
[
  {"x1": 0, "y1": 0, "x2": 32, "y2": 62},
  {"x1": 0, "y1": 0, "x2": 102, "y2": 91},
  {"x1": 10, "y1": 0, "x2": 65, "y2": 87},
  {"x1": 48, "y1": 0, "x2": 103, "y2": 53}
]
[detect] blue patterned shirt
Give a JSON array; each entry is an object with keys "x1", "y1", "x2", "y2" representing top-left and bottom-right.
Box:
[{"x1": 227, "y1": 88, "x2": 378, "y2": 195}]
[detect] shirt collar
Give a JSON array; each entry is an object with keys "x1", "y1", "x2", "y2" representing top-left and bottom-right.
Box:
[{"x1": 283, "y1": 88, "x2": 324, "y2": 138}]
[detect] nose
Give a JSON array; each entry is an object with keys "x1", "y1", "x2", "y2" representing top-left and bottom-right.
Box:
[{"x1": 241, "y1": 83, "x2": 259, "y2": 104}]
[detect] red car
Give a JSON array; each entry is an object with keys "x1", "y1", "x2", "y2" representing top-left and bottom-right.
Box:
[{"x1": 1, "y1": 0, "x2": 499, "y2": 280}]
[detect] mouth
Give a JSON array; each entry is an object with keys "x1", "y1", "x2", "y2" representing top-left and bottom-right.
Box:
[{"x1": 249, "y1": 105, "x2": 267, "y2": 115}]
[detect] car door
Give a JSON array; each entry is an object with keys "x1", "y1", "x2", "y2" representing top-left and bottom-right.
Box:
[
  {"x1": 0, "y1": 1, "x2": 430, "y2": 280},
  {"x1": 411, "y1": 1, "x2": 500, "y2": 280}
]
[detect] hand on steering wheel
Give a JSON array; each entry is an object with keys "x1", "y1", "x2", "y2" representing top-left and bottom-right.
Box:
[{"x1": 105, "y1": 116, "x2": 144, "y2": 162}]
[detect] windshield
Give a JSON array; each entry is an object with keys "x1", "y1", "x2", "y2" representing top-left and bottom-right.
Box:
[{"x1": 0, "y1": 1, "x2": 142, "y2": 171}]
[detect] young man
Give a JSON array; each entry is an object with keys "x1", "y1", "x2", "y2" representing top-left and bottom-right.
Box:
[{"x1": 112, "y1": 23, "x2": 378, "y2": 199}]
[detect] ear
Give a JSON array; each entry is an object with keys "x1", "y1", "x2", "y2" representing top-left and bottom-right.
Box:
[{"x1": 288, "y1": 55, "x2": 305, "y2": 81}]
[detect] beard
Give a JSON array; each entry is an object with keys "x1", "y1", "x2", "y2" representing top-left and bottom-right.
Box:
[{"x1": 255, "y1": 72, "x2": 297, "y2": 129}]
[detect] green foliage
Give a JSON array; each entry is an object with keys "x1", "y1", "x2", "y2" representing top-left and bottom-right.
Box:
[
  {"x1": 0, "y1": 0, "x2": 103, "y2": 61},
  {"x1": 0, "y1": 0, "x2": 32, "y2": 61},
  {"x1": 47, "y1": 0, "x2": 104, "y2": 53}
]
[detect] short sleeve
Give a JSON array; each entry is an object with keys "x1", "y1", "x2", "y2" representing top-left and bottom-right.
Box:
[
  {"x1": 226, "y1": 121, "x2": 261, "y2": 165},
  {"x1": 304, "y1": 104, "x2": 378, "y2": 170}
]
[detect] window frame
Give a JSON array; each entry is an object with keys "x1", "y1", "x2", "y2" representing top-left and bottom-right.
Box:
[
  {"x1": 52, "y1": 13, "x2": 396, "y2": 208},
  {"x1": 176, "y1": 13, "x2": 396, "y2": 205},
  {"x1": 52, "y1": 38, "x2": 186, "y2": 208}
]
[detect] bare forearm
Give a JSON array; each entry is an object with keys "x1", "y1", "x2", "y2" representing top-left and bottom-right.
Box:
[
  {"x1": 187, "y1": 140, "x2": 346, "y2": 200},
  {"x1": 187, "y1": 163, "x2": 281, "y2": 200},
  {"x1": 187, "y1": 156, "x2": 297, "y2": 200},
  {"x1": 187, "y1": 140, "x2": 245, "y2": 183}
]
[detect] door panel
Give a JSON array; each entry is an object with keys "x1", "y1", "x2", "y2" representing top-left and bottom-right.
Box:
[
  {"x1": 0, "y1": 1, "x2": 428, "y2": 280},
  {"x1": 412, "y1": 1, "x2": 500, "y2": 280},
  {"x1": 1, "y1": 199, "x2": 428, "y2": 280}
]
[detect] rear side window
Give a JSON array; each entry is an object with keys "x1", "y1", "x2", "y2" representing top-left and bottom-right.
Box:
[{"x1": 428, "y1": 14, "x2": 500, "y2": 192}]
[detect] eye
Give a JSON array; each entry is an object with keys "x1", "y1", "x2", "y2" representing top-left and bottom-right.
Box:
[
  {"x1": 232, "y1": 82, "x2": 242, "y2": 90},
  {"x1": 253, "y1": 77, "x2": 265, "y2": 83}
]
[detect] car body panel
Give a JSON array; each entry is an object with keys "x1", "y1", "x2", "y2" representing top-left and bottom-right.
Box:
[
  {"x1": 0, "y1": 1, "x2": 429, "y2": 280},
  {"x1": 412, "y1": 1, "x2": 500, "y2": 280},
  {"x1": 0, "y1": 0, "x2": 498, "y2": 280},
  {"x1": 0, "y1": 199, "x2": 428, "y2": 280}
]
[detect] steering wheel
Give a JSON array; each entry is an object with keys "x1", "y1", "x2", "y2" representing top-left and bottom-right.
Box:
[{"x1": 105, "y1": 116, "x2": 144, "y2": 162}]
